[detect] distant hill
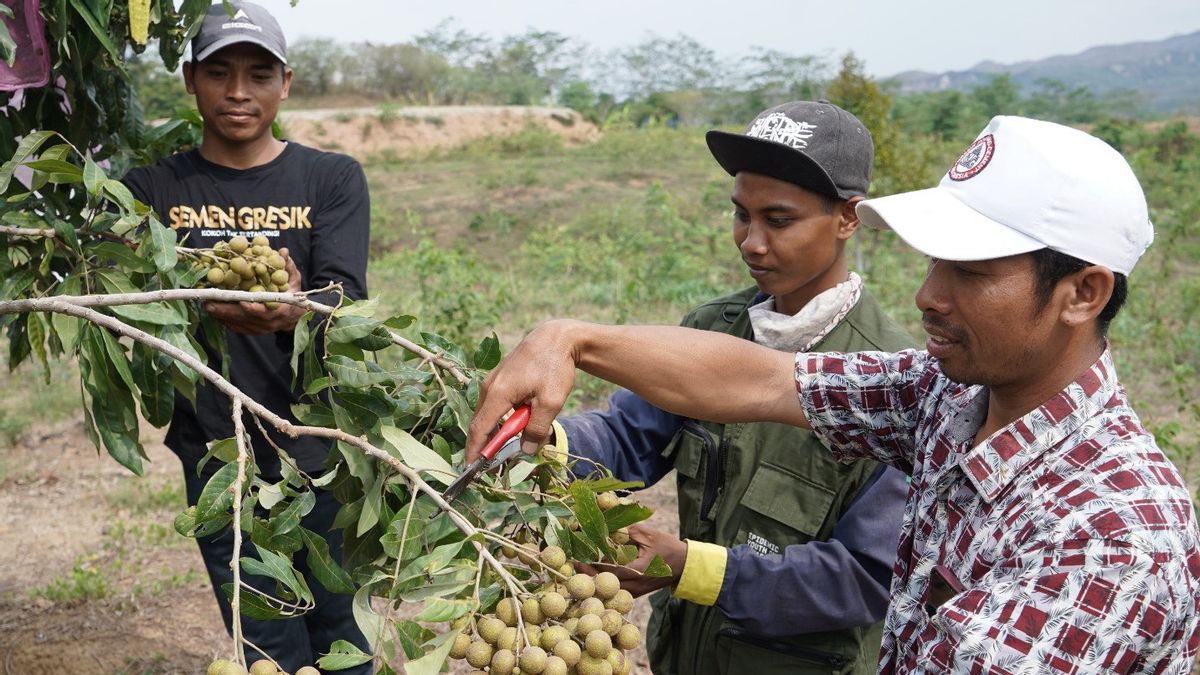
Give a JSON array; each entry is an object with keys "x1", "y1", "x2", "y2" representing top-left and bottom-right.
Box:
[{"x1": 886, "y1": 31, "x2": 1200, "y2": 116}]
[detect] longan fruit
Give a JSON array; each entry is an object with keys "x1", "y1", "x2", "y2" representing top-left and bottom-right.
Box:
[
  {"x1": 490, "y1": 648, "x2": 517, "y2": 675},
  {"x1": 449, "y1": 632, "x2": 472, "y2": 659},
  {"x1": 540, "y1": 545, "x2": 567, "y2": 569},
  {"x1": 465, "y1": 640, "x2": 494, "y2": 668},
  {"x1": 585, "y1": 629, "x2": 612, "y2": 658},
  {"x1": 566, "y1": 574, "x2": 595, "y2": 600},
  {"x1": 594, "y1": 572, "x2": 620, "y2": 601},
  {"x1": 543, "y1": 655, "x2": 569, "y2": 675},
  {"x1": 229, "y1": 236, "x2": 250, "y2": 253},
  {"x1": 606, "y1": 589, "x2": 634, "y2": 614},
  {"x1": 575, "y1": 613, "x2": 603, "y2": 638},
  {"x1": 596, "y1": 492, "x2": 619, "y2": 511},
  {"x1": 539, "y1": 591, "x2": 568, "y2": 619},
  {"x1": 248, "y1": 660, "x2": 277, "y2": 675},
  {"x1": 496, "y1": 597, "x2": 520, "y2": 627},
  {"x1": 520, "y1": 646, "x2": 549, "y2": 674},
  {"x1": 552, "y1": 637, "x2": 581, "y2": 667},
  {"x1": 615, "y1": 623, "x2": 641, "y2": 650}
]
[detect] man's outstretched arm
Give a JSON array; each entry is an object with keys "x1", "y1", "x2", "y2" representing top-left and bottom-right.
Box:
[{"x1": 467, "y1": 319, "x2": 808, "y2": 460}]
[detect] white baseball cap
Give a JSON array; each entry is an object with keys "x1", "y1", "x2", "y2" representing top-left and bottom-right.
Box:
[{"x1": 856, "y1": 116, "x2": 1154, "y2": 275}]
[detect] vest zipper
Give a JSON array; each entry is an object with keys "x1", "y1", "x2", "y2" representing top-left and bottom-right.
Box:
[{"x1": 717, "y1": 626, "x2": 849, "y2": 669}]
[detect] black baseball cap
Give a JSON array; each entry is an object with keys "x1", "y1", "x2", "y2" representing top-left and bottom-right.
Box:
[
  {"x1": 192, "y1": 0, "x2": 287, "y2": 64},
  {"x1": 706, "y1": 100, "x2": 874, "y2": 199}
]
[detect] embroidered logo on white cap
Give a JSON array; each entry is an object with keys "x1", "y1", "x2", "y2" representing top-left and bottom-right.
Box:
[
  {"x1": 746, "y1": 112, "x2": 818, "y2": 150},
  {"x1": 948, "y1": 134, "x2": 994, "y2": 181}
]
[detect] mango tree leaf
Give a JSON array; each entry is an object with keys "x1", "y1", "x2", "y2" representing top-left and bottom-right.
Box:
[
  {"x1": 379, "y1": 425, "x2": 454, "y2": 486},
  {"x1": 101, "y1": 179, "x2": 136, "y2": 212},
  {"x1": 67, "y1": 0, "x2": 124, "y2": 67},
  {"x1": 299, "y1": 526, "x2": 356, "y2": 595},
  {"x1": 22, "y1": 158, "x2": 81, "y2": 175},
  {"x1": 316, "y1": 640, "x2": 373, "y2": 669}
]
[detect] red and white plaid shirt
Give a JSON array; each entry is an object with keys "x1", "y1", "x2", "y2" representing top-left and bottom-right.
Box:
[{"x1": 796, "y1": 348, "x2": 1200, "y2": 674}]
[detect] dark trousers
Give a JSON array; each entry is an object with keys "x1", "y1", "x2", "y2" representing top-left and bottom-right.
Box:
[{"x1": 184, "y1": 464, "x2": 372, "y2": 674}]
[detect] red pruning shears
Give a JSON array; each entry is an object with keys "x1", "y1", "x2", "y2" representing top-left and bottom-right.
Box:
[{"x1": 430, "y1": 404, "x2": 532, "y2": 518}]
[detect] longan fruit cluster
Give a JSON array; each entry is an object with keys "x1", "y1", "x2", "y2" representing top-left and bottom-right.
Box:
[
  {"x1": 449, "y1": 545, "x2": 641, "y2": 675},
  {"x1": 191, "y1": 235, "x2": 290, "y2": 307},
  {"x1": 205, "y1": 659, "x2": 320, "y2": 675}
]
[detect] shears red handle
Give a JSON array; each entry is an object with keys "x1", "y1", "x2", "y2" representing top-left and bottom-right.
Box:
[{"x1": 430, "y1": 404, "x2": 531, "y2": 517}]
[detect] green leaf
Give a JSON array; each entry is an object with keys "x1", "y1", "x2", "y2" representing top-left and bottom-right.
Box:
[
  {"x1": 220, "y1": 583, "x2": 294, "y2": 621},
  {"x1": 603, "y1": 502, "x2": 655, "y2": 532},
  {"x1": 101, "y1": 179, "x2": 136, "y2": 212},
  {"x1": 98, "y1": 327, "x2": 138, "y2": 397},
  {"x1": 316, "y1": 640, "x2": 374, "y2": 669},
  {"x1": 83, "y1": 155, "x2": 104, "y2": 195},
  {"x1": 25, "y1": 312, "x2": 51, "y2": 385},
  {"x1": 569, "y1": 481, "x2": 612, "y2": 558},
  {"x1": 130, "y1": 341, "x2": 174, "y2": 426},
  {"x1": 332, "y1": 297, "x2": 379, "y2": 318},
  {"x1": 472, "y1": 333, "x2": 502, "y2": 369},
  {"x1": 353, "y1": 585, "x2": 390, "y2": 653},
  {"x1": 333, "y1": 389, "x2": 393, "y2": 427},
  {"x1": 327, "y1": 315, "x2": 384, "y2": 343},
  {"x1": 412, "y1": 598, "x2": 473, "y2": 623},
  {"x1": 357, "y1": 471, "x2": 383, "y2": 536},
  {"x1": 0, "y1": 130, "x2": 57, "y2": 194},
  {"x1": 22, "y1": 158, "x2": 81, "y2": 175},
  {"x1": 90, "y1": 241, "x2": 155, "y2": 272},
  {"x1": 643, "y1": 554, "x2": 672, "y2": 578},
  {"x1": 94, "y1": 268, "x2": 139, "y2": 294},
  {"x1": 290, "y1": 311, "x2": 313, "y2": 388},
  {"x1": 144, "y1": 217, "x2": 177, "y2": 273},
  {"x1": 401, "y1": 627, "x2": 461, "y2": 675},
  {"x1": 324, "y1": 355, "x2": 431, "y2": 388},
  {"x1": 379, "y1": 425, "x2": 455, "y2": 486},
  {"x1": 67, "y1": 0, "x2": 125, "y2": 69},
  {"x1": 299, "y1": 526, "x2": 356, "y2": 595},
  {"x1": 572, "y1": 477, "x2": 645, "y2": 493},
  {"x1": 196, "y1": 461, "x2": 239, "y2": 521},
  {"x1": 109, "y1": 301, "x2": 188, "y2": 326},
  {"x1": 241, "y1": 547, "x2": 313, "y2": 605},
  {"x1": 271, "y1": 489, "x2": 316, "y2": 537},
  {"x1": 383, "y1": 315, "x2": 415, "y2": 330},
  {"x1": 51, "y1": 276, "x2": 84, "y2": 353}
]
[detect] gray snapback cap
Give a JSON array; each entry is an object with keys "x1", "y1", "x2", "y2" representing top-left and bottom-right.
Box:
[
  {"x1": 706, "y1": 100, "x2": 874, "y2": 199},
  {"x1": 192, "y1": 0, "x2": 287, "y2": 64}
]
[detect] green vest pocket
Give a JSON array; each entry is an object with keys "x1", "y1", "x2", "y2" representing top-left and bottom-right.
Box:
[{"x1": 740, "y1": 463, "x2": 837, "y2": 540}]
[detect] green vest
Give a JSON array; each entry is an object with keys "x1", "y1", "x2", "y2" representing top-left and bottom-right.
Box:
[{"x1": 645, "y1": 286, "x2": 914, "y2": 675}]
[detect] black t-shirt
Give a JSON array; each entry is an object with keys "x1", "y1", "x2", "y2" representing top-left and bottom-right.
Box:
[{"x1": 123, "y1": 143, "x2": 370, "y2": 474}]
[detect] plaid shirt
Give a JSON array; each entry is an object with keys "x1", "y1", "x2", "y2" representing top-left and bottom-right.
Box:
[{"x1": 796, "y1": 348, "x2": 1200, "y2": 674}]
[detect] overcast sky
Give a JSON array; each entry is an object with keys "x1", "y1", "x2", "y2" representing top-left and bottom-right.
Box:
[{"x1": 248, "y1": 0, "x2": 1200, "y2": 77}]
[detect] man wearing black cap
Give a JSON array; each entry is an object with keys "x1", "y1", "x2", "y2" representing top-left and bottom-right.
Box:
[
  {"x1": 122, "y1": 2, "x2": 371, "y2": 671},
  {"x1": 538, "y1": 101, "x2": 912, "y2": 674}
]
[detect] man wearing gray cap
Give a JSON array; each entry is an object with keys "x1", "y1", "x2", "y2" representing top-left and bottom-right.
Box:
[
  {"x1": 122, "y1": 2, "x2": 371, "y2": 671},
  {"x1": 467, "y1": 116, "x2": 1200, "y2": 672},
  {"x1": 517, "y1": 101, "x2": 913, "y2": 674}
]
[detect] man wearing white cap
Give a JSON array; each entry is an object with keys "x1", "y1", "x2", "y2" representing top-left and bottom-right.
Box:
[{"x1": 467, "y1": 116, "x2": 1200, "y2": 672}]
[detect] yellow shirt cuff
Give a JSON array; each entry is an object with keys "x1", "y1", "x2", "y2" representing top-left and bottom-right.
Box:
[{"x1": 673, "y1": 540, "x2": 727, "y2": 606}]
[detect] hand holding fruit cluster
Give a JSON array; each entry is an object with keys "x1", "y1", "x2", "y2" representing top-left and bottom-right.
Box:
[{"x1": 187, "y1": 235, "x2": 292, "y2": 309}]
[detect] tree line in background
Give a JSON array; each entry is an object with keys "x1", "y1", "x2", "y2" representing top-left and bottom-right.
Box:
[{"x1": 130, "y1": 19, "x2": 1157, "y2": 139}]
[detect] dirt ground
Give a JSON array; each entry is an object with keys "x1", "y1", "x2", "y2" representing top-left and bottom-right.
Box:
[
  {"x1": 278, "y1": 105, "x2": 599, "y2": 160},
  {"x1": 0, "y1": 419, "x2": 677, "y2": 675}
]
